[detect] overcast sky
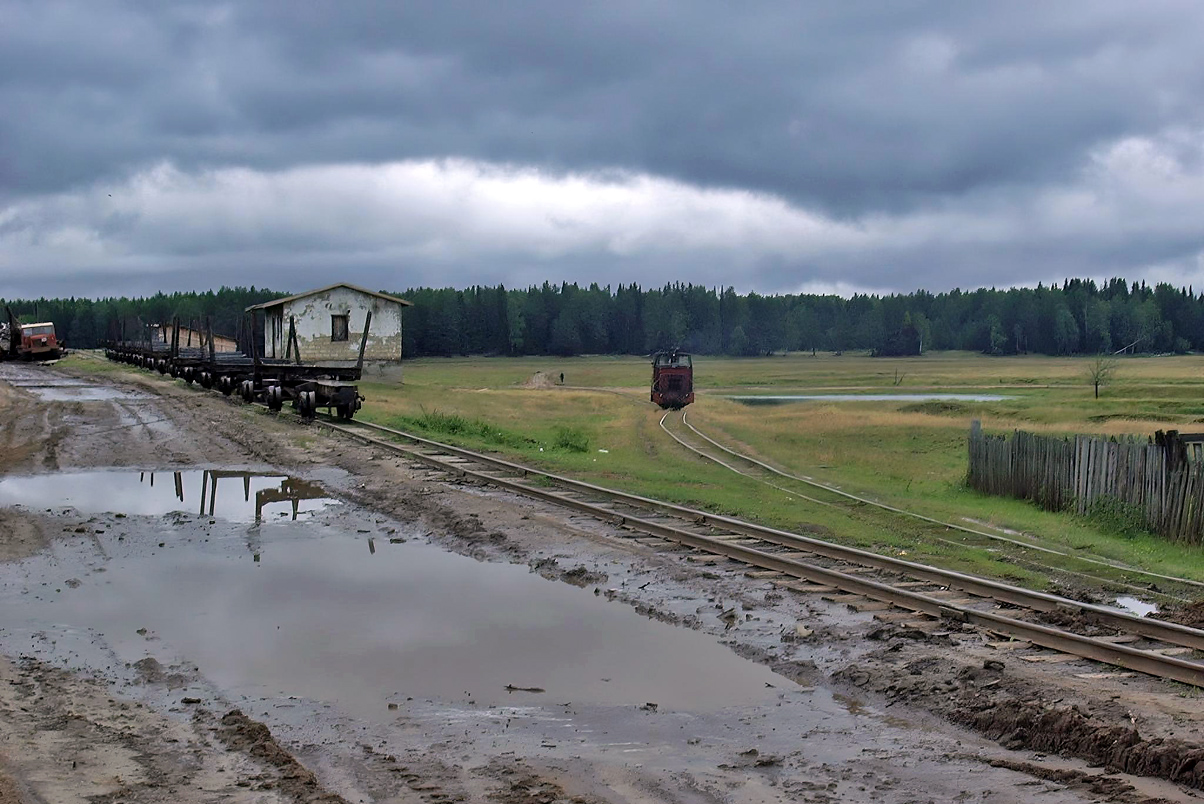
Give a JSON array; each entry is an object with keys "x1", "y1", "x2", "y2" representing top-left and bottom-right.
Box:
[{"x1": 3, "y1": 1, "x2": 1204, "y2": 299}]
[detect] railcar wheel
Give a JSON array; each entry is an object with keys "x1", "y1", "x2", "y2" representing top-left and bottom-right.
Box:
[{"x1": 297, "y1": 390, "x2": 316, "y2": 419}]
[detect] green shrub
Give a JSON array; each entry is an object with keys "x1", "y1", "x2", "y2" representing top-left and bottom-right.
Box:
[
  {"x1": 390, "y1": 409, "x2": 539, "y2": 450},
  {"x1": 553, "y1": 425, "x2": 592, "y2": 453}
]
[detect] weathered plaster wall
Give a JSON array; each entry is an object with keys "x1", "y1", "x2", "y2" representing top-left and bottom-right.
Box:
[{"x1": 265, "y1": 287, "x2": 404, "y2": 363}]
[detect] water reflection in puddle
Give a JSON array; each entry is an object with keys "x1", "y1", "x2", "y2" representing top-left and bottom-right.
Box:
[
  {"x1": 1114, "y1": 595, "x2": 1159, "y2": 617},
  {"x1": 726, "y1": 393, "x2": 1011, "y2": 405},
  {"x1": 0, "y1": 470, "x2": 335, "y2": 522},
  {"x1": 9, "y1": 536, "x2": 788, "y2": 716}
]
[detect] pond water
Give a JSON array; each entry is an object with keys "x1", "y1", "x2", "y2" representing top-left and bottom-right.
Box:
[{"x1": 725, "y1": 393, "x2": 1011, "y2": 405}]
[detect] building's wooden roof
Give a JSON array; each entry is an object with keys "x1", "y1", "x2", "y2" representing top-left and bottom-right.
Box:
[{"x1": 246, "y1": 283, "x2": 413, "y2": 312}]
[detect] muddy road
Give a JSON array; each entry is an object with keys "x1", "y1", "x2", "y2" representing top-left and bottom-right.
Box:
[{"x1": 1, "y1": 358, "x2": 1203, "y2": 804}]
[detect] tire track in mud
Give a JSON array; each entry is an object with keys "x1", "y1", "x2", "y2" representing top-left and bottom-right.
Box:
[
  {"x1": 38, "y1": 405, "x2": 67, "y2": 471},
  {"x1": 0, "y1": 394, "x2": 60, "y2": 472}
]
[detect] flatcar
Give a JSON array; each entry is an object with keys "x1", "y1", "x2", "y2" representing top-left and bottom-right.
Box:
[{"x1": 650, "y1": 349, "x2": 694, "y2": 409}]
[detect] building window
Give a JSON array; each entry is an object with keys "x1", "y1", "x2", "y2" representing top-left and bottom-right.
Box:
[{"x1": 331, "y1": 314, "x2": 349, "y2": 342}]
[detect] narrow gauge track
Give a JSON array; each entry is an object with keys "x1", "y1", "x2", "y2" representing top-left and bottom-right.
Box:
[
  {"x1": 660, "y1": 409, "x2": 1204, "y2": 602},
  {"x1": 315, "y1": 415, "x2": 1204, "y2": 688}
]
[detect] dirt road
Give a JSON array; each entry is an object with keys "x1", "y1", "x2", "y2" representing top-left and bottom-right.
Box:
[{"x1": 1, "y1": 358, "x2": 1202, "y2": 803}]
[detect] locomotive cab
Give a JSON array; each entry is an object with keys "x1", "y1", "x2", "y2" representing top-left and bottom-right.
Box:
[{"x1": 651, "y1": 350, "x2": 694, "y2": 409}]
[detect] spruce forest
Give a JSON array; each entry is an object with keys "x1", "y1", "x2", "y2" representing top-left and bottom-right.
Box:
[{"x1": 3, "y1": 278, "x2": 1202, "y2": 358}]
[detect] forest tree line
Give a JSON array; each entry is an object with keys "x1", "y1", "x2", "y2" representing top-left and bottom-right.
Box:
[{"x1": 4, "y1": 277, "x2": 1204, "y2": 358}]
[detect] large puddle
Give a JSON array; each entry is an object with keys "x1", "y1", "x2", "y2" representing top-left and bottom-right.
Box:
[
  {"x1": 2, "y1": 533, "x2": 789, "y2": 717},
  {"x1": 0, "y1": 470, "x2": 336, "y2": 522},
  {"x1": 726, "y1": 393, "x2": 1011, "y2": 405}
]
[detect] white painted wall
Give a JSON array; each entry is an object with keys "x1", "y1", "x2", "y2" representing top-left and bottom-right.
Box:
[{"x1": 265, "y1": 286, "x2": 404, "y2": 364}]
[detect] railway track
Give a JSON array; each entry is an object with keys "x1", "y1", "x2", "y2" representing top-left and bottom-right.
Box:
[
  {"x1": 316, "y1": 414, "x2": 1204, "y2": 688},
  {"x1": 658, "y1": 409, "x2": 1204, "y2": 602}
]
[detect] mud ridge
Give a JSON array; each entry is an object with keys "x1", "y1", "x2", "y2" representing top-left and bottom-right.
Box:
[
  {"x1": 480, "y1": 759, "x2": 598, "y2": 804},
  {"x1": 529, "y1": 557, "x2": 608, "y2": 587},
  {"x1": 960, "y1": 700, "x2": 1204, "y2": 790},
  {"x1": 836, "y1": 659, "x2": 1204, "y2": 791},
  {"x1": 985, "y1": 758, "x2": 1166, "y2": 804},
  {"x1": 216, "y1": 709, "x2": 350, "y2": 803}
]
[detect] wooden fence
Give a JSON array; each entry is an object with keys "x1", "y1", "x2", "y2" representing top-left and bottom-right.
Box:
[{"x1": 967, "y1": 421, "x2": 1204, "y2": 544}]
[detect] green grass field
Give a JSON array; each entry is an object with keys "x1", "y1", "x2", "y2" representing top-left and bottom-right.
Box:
[{"x1": 65, "y1": 350, "x2": 1204, "y2": 598}]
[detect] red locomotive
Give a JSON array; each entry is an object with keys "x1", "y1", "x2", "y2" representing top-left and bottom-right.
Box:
[{"x1": 650, "y1": 349, "x2": 694, "y2": 408}]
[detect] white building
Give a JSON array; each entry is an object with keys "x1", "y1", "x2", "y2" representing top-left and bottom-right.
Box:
[{"x1": 246, "y1": 283, "x2": 412, "y2": 368}]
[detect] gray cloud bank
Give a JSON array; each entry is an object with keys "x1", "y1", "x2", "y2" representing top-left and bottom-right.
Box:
[{"x1": 2, "y1": 1, "x2": 1204, "y2": 298}]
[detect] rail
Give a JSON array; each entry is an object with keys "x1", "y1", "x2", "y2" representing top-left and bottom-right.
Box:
[
  {"x1": 316, "y1": 415, "x2": 1204, "y2": 687},
  {"x1": 664, "y1": 410, "x2": 1204, "y2": 595},
  {"x1": 70, "y1": 350, "x2": 1204, "y2": 687}
]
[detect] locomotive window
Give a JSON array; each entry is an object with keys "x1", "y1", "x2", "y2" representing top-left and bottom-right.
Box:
[
  {"x1": 25, "y1": 325, "x2": 54, "y2": 336},
  {"x1": 331, "y1": 314, "x2": 349, "y2": 342},
  {"x1": 654, "y1": 352, "x2": 692, "y2": 367}
]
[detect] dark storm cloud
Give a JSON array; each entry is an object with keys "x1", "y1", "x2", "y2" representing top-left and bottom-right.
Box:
[
  {"x1": 3, "y1": 0, "x2": 1204, "y2": 298},
  {"x1": 6, "y1": 1, "x2": 1203, "y2": 206}
]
